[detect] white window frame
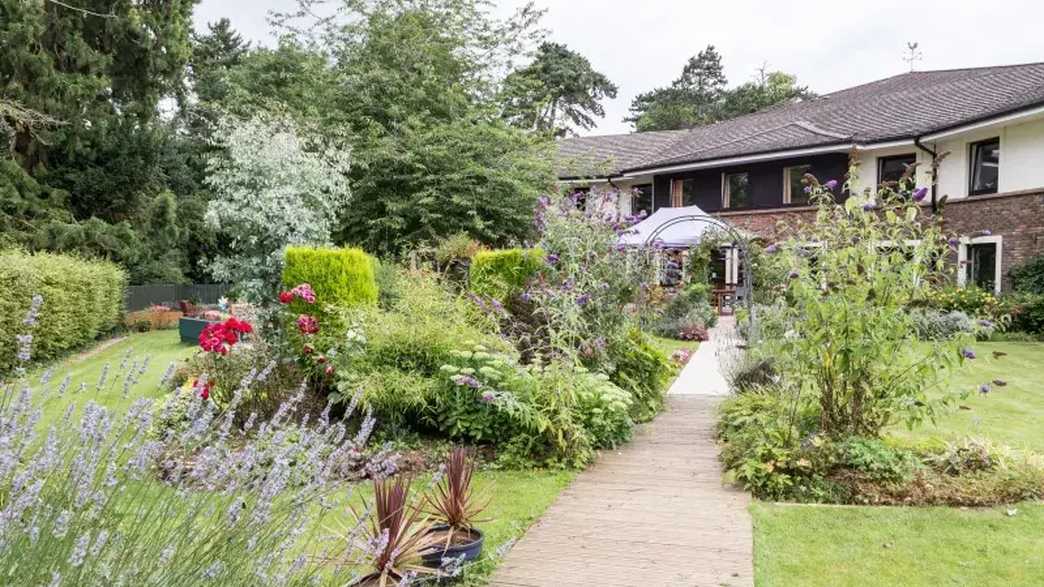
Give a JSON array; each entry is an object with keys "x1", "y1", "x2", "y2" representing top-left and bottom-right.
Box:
[
  {"x1": 722, "y1": 172, "x2": 749, "y2": 209},
  {"x1": 957, "y1": 235, "x2": 1003, "y2": 293},
  {"x1": 783, "y1": 165, "x2": 812, "y2": 204},
  {"x1": 722, "y1": 246, "x2": 741, "y2": 286}
]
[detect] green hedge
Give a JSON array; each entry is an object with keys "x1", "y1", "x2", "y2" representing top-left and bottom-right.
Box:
[
  {"x1": 469, "y1": 248, "x2": 544, "y2": 300},
  {"x1": 282, "y1": 246, "x2": 378, "y2": 308},
  {"x1": 0, "y1": 250, "x2": 127, "y2": 373}
]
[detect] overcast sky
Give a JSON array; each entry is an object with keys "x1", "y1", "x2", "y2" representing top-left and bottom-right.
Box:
[{"x1": 193, "y1": 0, "x2": 1044, "y2": 136}]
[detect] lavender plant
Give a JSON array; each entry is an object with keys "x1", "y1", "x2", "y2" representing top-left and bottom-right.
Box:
[{"x1": 0, "y1": 296, "x2": 384, "y2": 586}]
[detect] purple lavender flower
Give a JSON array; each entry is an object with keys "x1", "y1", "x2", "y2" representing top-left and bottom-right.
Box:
[
  {"x1": 947, "y1": 237, "x2": 960, "y2": 248},
  {"x1": 803, "y1": 186, "x2": 812, "y2": 194},
  {"x1": 765, "y1": 243, "x2": 779, "y2": 254},
  {"x1": 977, "y1": 319, "x2": 994, "y2": 328},
  {"x1": 961, "y1": 348, "x2": 976, "y2": 360},
  {"x1": 576, "y1": 293, "x2": 591, "y2": 307},
  {"x1": 480, "y1": 391, "x2": 495, "y2": 403},
  {"x1": 520, "y1": 290, "x2": 532, "y2": 302},
  {"x1": 546, "y1": 253, "x2": 559, "y2": 266},
  {"x1": 912, "y1": 187, "x2": 928, "y2": 202},
  {"x1": 862, "y1": 201, "x2": 878, "y2": 211},
  {"x1": 451, "y1": 374, "x2": 481, "y2": 389},
  {"x1": 824, "y1": 180, "x2": 839, "y2": 191},
  {"x1": 978, "y1": 383, "x2": 991, "y2": 394}
]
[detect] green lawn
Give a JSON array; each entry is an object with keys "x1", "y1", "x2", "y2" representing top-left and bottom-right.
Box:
[
  {"x1": 890, "y1": 342, "x2": 1044, "y2": 453},
  {"x1": 752, "y1": 502, "x2": 1044, "y2": 586},
  {"x1": 649, "y1": 335, "x2": 698, "y2": 358},
  {"x1": 27, "y1": 330, "x2": 197, "y2": 428}
]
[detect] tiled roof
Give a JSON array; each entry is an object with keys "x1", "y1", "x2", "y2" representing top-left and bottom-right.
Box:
[{"x1": 556, "y1": 62, "x2": 1044, "y2": 177}]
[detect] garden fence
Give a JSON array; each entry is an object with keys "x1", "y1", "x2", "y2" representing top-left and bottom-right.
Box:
[{"x1": 124, "y1": 283, "x2": 231, "y2": 312}]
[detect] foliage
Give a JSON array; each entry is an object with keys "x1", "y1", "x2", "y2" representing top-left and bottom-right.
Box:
[
  {"x1": 282, "y1": 246, "x2": 378, "y2": 310},
  {"x1": 836, "y1": 437, "x2": 918, "y2": 484},
  {"x1": 350, "y1": 476, "x2": 437, "y2": 585},
  {"x1": 768, "y1": 170, "x2": 974, "y2": 437},
  {"x1": 204, "y1": 114, "x2": 351, "y2": 302},
  {"x1": 908, "y1": 308, "x2": 981, "y2": 341},
  {"x1": 0, "y1": 304, "x2": 384, "y2": 585},
  {"x1": 650, "y1": 283, "x2": 718, "y2": 340},
  {"x1": 0, "y1": 249, "x2": 125, "y2": 373},
  {"x1": 1010, "y1": 253, "x2": 1044, "y2": 294},
  {"x1": 603, "y1": 328, "x2": 672, "y2": 422},
  {"x1": 926, "y1": 285, "x2": 1004, "y2": 321},
  {"x1": 469, "y1": 248, "x2": 545, "y2": 301},
  {"x1": 424, "y1": 447, "x2": 488, "y2": 533},
  {"x1": 501, "y1": 42, "x2": 618, "y2": 136},
  {"x1": 626, "y1": 46, "x2": 813, "y2": 132},
  {"x1": 1001, "y1": 292, "x2": 1044, "y2": 334}
]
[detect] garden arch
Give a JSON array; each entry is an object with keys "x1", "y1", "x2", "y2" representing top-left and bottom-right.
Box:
[{"x1": 642, "y1": 213, "x2": 758, "y2": 341}]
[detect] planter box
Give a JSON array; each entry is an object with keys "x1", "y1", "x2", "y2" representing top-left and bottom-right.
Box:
[{"x1": 178, "y1": 316, "x2": 217, "y2": 344}]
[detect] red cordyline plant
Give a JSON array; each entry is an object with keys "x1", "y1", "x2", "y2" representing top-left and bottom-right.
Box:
[
  {"x1": 350, "y1": 476, "x2": 435, "y2": 586},
  {"x1": 425, "y1": 447, "x2": 488, "y2": 542}
]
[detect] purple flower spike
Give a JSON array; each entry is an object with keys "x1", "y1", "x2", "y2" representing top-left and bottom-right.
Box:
[
  {"x1": 961, "y1": 348, "x2": 976, "y2": 360},
  {"x1": 824, "y1": 180, "x2": 839, "y2": 191},
  {"x1": 977, "y1": 319, "x2": 993, "y2": 328},
  {"x1": 788, "y1": 270, "x2": 800, "y2": 280},
  {"x1": 803, "y1": 186, "x2": 812, "y2": 194},
  {"x1": 947, "y1": 237, "x2": 960, "y2": 248},
  {"x1": 912, "y1": 187, "x2": 928, "y2": 202},
  {"x1": 480, "y1": 391, "x2": 495, "y2": 403},
  {"x1": 546, "y1": 253, "x2": 559, "y2": 266},
  {"x1": 862, "y1": 201, "x2": 878, "y2": 211},
  {"x1": 576, "y1": 293, "x2": 591, "y2": 307},
  {"x1": 520, "y1": 290, "x2": 531, "y2": 302},
  {"x1": 979, "y1": 383, "x2": 991, "y2": 394},
  {"x1": 765, "y1": 243, "x2": 779, "y2": 254}
]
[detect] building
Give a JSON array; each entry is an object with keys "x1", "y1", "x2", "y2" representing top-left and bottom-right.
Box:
[{"x1": 556, "y1": 62, "x2": 1044, "y2": 293}]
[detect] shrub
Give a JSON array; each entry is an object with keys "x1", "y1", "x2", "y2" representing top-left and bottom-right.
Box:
[
  {"x1": 1010, "y1": 253, "x2": 1044, "y2": 294},
  {"x1": 836, "y1": 437, "x2": 918, "y2": 484},
  {"x1": 468, "y1": 248, "x2": 544, "y2": 301},
  {"x1": 650, "y1": 283, "x2": 718, "y2": 340},
  {"x1": 908, "y1": 308, "x2": 978, "y2": 341},
  {"x1": 282, "y1": 246, "x2": 378, "y2": 309},
  {"x1": 1000, "y1": 292, "x2": 1044, "y2": 334},
  {"x1": 927, "y1": 285, "x2": 1003, "y2": 321},
  {"x1": 602, "y1": 328, "x2": 671, "y2": 423},
  {"x1": 0, "y1": 249, "x2": 126, "y2": 373}
]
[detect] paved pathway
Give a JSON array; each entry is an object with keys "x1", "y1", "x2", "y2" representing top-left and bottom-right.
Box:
[
  {"x1": 668, "y1": 316, "x2": 737, "y2": 397},
  {"x1": 489, "y1": 320, "x2": 753, "y2": 587}
]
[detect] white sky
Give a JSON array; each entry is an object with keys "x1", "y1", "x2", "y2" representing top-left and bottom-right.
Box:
[{"x1": 193, "y1": 0, "x2": 1044, "y2": 136}]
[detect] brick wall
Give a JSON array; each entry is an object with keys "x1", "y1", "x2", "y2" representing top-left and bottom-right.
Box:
[{"x1": 708, "y1": 190, "x2": 1044, "y2": 291}]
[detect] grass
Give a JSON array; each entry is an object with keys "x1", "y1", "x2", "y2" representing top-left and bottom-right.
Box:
[
  {"x1": 890, "y1": 341, "x2": 1044, "y2": 453},
  {"x1": 752, "y1": 501, "x2": 1044, "y2": 586},
  {"x1": 26, "y1": 329, "x2": 197, "y2": 428},
  {"x1": 649, "y1": 334, "x2": 698, "y2": 358}
]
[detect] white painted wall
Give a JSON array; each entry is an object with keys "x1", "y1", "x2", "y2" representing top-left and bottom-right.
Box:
[
  {"x1": 849, "y1": 144, "x2": 932, "y2": 195},
  {"x1": 930, "y1": 116, "x2": 1044, "y2": 200}
]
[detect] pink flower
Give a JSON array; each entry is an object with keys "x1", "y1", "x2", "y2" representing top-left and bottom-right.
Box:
[
  {"x1": 297, "y1": 314, "x2": 319, "y2": 335},
  {"x1": 291, "y1": 283, "x2": 317, "y2": 304}
]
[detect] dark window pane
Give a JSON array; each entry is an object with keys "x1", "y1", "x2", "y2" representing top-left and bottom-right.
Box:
[
  {"x1": 787, "y1": 165, "x2": 811, "y2": 204},
  {"x1": 631, "y1": 184, "x2": 653, "y2": 216},
  {"x1": 970, "y1": 139, "x2": 1000, "y2": 195},
  {"x1": 572, "y1": 187, "x2": 590, "y2": 210},
  {"x1": 878, "y1": 154, "x2": 916, "y2": 186},
  {"x1": 969, "y1": 243, "x2": 997, "y2": 291},
  {"x1": 681, "y1": 178, "x2": 698, "y2": 206},
  {"x1": 726, "y1": 173, "x2": 750, "y2": 208}
]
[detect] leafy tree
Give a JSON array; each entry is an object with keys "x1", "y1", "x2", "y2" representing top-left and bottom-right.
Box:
[
  {"x1": 501, "y1": 42, "x2": 617, "y2": 136},
  {"x1": 719, "y1": 69, "x2": 815, "y2": 119},
  {"x1": 262, "y1": 0, "x2": 555, "y2": 255},
  {"x1": 204, "y1": 114, "x2": 351, "y2": 301},
  {"x1": 626, "y1": 45, "x2": 727, "y2": 131}
]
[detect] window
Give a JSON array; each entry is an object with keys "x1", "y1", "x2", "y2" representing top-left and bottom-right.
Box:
[
  {"x1": 669, "y1": 178, "x2": 699, "y2": 207},
  {"x1": 877, "y1": 153, "x2": 916, "y2": 186},
  {"x1": 723, "y1": 172, "x2": 751, "y2": 209},
  {"x1": 958, "y1": 236, "x2": 1003, "y2": 293},
  {"x1": 784, "y1": 165, "x2": 812, "y2": 205},
  {"x1": 969, "y1": 138, "x2": 1000, "y2": 195},
  {"x1": 571, "y1": 187, "x2": 590, "y2": 210},
  {"x1": 631, "y1": 184, "x2": 653, "y2": 217}
]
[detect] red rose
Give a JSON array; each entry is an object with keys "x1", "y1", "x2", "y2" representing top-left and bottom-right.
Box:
[{"x1": 278, "y1": 291, "x2": 294, "y2": 304}]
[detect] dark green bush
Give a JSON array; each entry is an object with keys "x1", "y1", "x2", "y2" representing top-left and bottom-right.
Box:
[
  {"x1": 650, "y1": 283, "x2": 718, "y2": 340},
  {"x1": 468, "y1": 248, "x2": 544, "y2": 300},
  {"x1": 1002, "y1": 293, "x2": 1044, "y2": 334},
  {"x1": 602, "y1": 328, "x2": 671, "y2": 422},
  {"x1": 282, "y1": 246, "x2": 378, "y2": 309},
  {"x1": 0, "y1": 249, "x2": 126, "y2": 372},
  {"x1": 1011, "y1": 254, "x2": 1044, "y2": 294}
]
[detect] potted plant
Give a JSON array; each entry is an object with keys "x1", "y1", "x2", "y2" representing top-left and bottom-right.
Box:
[
  {"x1": 349, "y1": 475, "x2": 436, "y2": 587},
  {"x1": 420, "y1": 447, "x2": 488, "y2": 570}
]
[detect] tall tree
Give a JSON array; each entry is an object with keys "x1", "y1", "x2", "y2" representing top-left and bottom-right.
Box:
[
  {"x1": 719, "y1": 68, "x2": 814, "y2": 119},
  {"x1": 626, "y1": 45, "x2": 727, "y2": 132},
  {"x1": 501, "y1": 42, "x2": 617, "y2": 136}
]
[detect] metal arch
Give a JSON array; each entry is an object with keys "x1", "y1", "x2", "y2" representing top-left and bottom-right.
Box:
[{"x1": 641, "y1": 213, "x2": 758, "y2": 341}]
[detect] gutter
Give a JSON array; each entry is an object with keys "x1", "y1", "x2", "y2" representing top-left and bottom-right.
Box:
[{"x1": 913, "y1": 136, "x2": 940, "y2": 213}]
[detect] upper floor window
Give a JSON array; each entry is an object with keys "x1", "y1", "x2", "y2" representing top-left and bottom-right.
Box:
[
  {"x1": 877, "y1": 153, "x2": 916, "y2": 186},
  {"x1": 723, "y1": 172, "x2": 751, "y2": 209},
  {"x1": 783, "y1": 165, "x2": 812, "y2": 205},
  {"x1": 969, "y1": 138, "x2": 1000, "y2": 195},
  {"x1": 669, "y1": 178, "x2": 700, "y2": 207},
  {"x1": 631, "y1": 184, "x2": 653, "y2": 216}
]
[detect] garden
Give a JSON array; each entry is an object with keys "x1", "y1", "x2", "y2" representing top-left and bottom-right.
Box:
[
  {"x1": 715, "y1": 167, "x2": 1044, "y2": 585},
  {"x1": 0, "y1": 181, "x2": 712, "y2": 585}
]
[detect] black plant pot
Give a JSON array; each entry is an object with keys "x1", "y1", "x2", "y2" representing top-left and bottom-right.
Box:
[
  {"x1": 178, "y1": 316, "x2": 218, "y2": 344},
  {"x1": 421, "y1": 525, "x2": 484, "y2": 569}
]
